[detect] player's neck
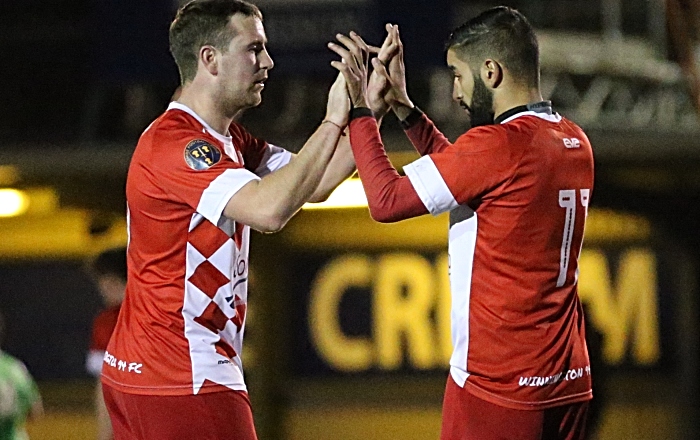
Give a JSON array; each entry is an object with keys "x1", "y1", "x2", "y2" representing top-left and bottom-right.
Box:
[
  {"x1": 493, "y1": 87, "x2": 543, "y2": 121},
  {"x1": 176, "y1": 86, "x2": 236, "y2": 136}
]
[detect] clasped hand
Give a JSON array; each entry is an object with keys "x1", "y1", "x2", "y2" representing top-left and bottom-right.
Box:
[{"x1": 327, "y1": 24, "x2": 410, "y2": 118}]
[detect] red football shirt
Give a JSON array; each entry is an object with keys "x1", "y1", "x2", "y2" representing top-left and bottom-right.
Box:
[
  {"x1": 102, "y1": 102, "x2": 291, "y2": 396},
  {"x1": 351, "y1": 105, "x2": 594, "y2": 410}
]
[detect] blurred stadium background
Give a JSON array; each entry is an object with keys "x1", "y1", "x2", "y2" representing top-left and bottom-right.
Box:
[{"x1": 1, "y1": 0, "x2": 699, "y2": 439}]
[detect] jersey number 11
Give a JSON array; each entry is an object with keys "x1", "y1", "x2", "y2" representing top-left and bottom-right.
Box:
[{"x1": 557, "y1": 189, "x2": 590, "y2": 287}]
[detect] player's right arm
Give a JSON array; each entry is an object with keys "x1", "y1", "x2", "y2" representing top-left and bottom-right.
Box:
[
  {"x1": 223, "y1": 73, "x2": 350, "y2": 232},
  {"x1": 346, "y1": 113, "x2": 511, "y2": 222}
]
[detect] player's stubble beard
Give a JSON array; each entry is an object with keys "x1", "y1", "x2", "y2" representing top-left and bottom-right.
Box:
[
  {"x1": 467, "y1": 74, "x2": 495, "y2": 128},
  {"x1": 220, "y1": 82, "x2": 262, "y2": 119}
]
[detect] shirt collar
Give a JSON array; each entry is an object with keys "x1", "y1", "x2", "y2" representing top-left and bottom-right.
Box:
[
  {"x1": 495, "y1": 100, "x2": 562, "y2": 125},
  {"x1": 167, "y1": 101, "x2": 232, "y2": 145}
]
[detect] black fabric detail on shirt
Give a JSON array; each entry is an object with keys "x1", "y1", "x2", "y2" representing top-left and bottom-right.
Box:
[
  {"x1": 494, "y1": 101, "x2": 553, "y2": 124},
  {"x1": 399, "y1": 106, "x2": 424, "y2": 130},
  {"x1": 350, "y1": 107, "x2": 374, "y2": 121}
]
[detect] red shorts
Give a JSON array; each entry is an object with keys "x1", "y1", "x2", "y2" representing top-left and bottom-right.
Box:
[
  {"x1": 102, "y1": 383, "x2": 257, "y2": 440},
  {"x1": 440, "y1": 375, "x2": 589, "y2": 440}
]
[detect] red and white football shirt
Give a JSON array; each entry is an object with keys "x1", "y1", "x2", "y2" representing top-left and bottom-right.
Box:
[
  {"x1": 402, "y1": 107, "x2": 594, "y2": 409},
  {"x1": 86, "y1": 305, "x2": 121, "y2": 376},
  {"x1": 102, "y1": 102, "x2": 291, "y2": 396}
]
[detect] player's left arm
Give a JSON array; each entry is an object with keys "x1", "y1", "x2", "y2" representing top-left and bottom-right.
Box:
[
  {"x1": 249, "y1": 133, "x2": 355, "y2": 204},
  {"x1": 328, "y1": 32, "x2": 427, "y2": 222},
  {"x1": 402, "y1": 108, "x2": 452, "y2": 155},
  {"x1": 307, "y1": 134, "x2": 356, "y2": 202}
]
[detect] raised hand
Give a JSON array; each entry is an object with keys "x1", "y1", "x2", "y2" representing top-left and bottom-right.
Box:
[
  {"x1": 325, "y1": 72, "x2": 351, "y2": 128},
  {"x1": 328, "y1": 32, "x2": 371, "y2": 109},
  {"x1": 371, "y1": 24, "x2": 414, "y2": 115},
  {"x1": 367, "y1": 27, "x2": 399, "y2": 118}
]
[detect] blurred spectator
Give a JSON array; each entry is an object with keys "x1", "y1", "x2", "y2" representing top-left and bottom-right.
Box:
[
  {"x1": 85, "y1": 247, "x2": 127, "y2": 440},
  {"x1": 0, "y1": 309, "x2": 43, "y2": 440},
  {"x1": 79, "y1": 0, "x2": 180, "y2": 141}
]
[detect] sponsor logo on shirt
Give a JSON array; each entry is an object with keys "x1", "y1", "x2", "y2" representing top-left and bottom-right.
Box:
[
  {"x1": 518, "y1": 365, "x2": 590, "y2": 387},
  {"x1": 103, "y1": 351, "x2": 143, "y2": 374},
  {"x1": 563, "y1": 138, "x2": 581, "y2": 149},
  {"x1": 184, "y1": 139, "x2": 222, "y2": 170}
]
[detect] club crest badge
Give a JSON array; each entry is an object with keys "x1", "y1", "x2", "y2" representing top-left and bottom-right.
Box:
[{"x1": 184, "y1": 140, "x2": 222, "y2": 170}]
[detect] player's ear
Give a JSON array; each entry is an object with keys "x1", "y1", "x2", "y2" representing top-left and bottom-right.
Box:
[
  {"x1": 481, "y1": 59, "x2": 503, "y2": 89},
  {"x1": 200, "y1": 45, "x2": 219, "y2": 76}
]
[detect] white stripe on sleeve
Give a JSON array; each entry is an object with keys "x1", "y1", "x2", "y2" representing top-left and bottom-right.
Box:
[
  {"x1": 403, "y1": 155, "x2": 458, "y2": 215},
  {"x1": 255, "y1": 144, "x2": 293, "y2": 177},
  {"x1": 197, "y1": 168, "x2": 260, "y2": 226}
]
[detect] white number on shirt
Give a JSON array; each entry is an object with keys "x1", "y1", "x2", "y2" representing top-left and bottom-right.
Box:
[{"x1": 557, "y1": 189, "x2": 590, "y2": 287}]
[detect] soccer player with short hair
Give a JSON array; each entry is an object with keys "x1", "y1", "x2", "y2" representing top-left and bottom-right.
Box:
[
  {"x1": 101, "y1": 1, "x2": 356, "y2": 439},
  {"x1": 330, "y1": 7, "x2": 594, "y2": 439}
]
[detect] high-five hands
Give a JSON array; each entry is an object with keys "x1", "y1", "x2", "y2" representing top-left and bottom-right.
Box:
[
  {"x1": 366, "y1": 25, "x2": 400, "y2": 118},
  {"x1": 328, "y1": 25, "x2": 414, "y2": 118},
  {"x1": 371, "y1": 24, "x2": 414, "y2": 116},
  {"x1": 328, "y1": 32, "x2": 373, "y2": 109},
  {"x1": 325, "y1": 72, "x2": 351, "y2": 128}
]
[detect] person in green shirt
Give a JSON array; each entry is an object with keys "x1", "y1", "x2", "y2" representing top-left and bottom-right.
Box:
[{"x1": 0, "y1": 310, "x2": 43, "y2": 440}]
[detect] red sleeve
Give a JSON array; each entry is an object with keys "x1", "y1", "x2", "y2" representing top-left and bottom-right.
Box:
[
  {"x1": 404, "y1": 112, "x2": 452, "y2": 155},
  {"x1": 348, "y1": 116, "x2": 428, "y2": 222}
]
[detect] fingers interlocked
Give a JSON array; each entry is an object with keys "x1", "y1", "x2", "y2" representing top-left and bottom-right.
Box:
[{"x1": 328, "y1": 25, "x2": 404, "y2": 111}]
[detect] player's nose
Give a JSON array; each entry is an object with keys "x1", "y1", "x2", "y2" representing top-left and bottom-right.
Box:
[
  {"x1": 452, "y1": 84, "x2": 462, "y2": 103},
  {"x1": 260, "y1": 48, "x2": 274, "y2": 70}
]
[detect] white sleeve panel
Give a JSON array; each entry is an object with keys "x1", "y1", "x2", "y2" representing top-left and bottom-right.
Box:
[
  {"x1": 86, "y1": 350, "x2": 104, "y2": 377},
  {"x1": 403, "y1": 155, "x2": 459, "y2": 215},
  {"x1": 255, "y1": 144, "x2": 293, "y2": 177},
  {"x1": 198, "y1": 168, "x2": 261, "y2": 227}
]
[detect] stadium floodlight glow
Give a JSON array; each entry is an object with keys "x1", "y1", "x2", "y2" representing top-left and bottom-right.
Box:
[
  {"x1": 0, "y1": 189, "x2": 29, "y2": 217},
  {"x1": 303, "y1": 178, "x2": 368, "y2": 210}
]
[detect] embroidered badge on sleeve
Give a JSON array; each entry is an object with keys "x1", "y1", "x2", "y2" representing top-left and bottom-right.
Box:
[{"x1": 184, "y1": 140, "x2": 222, "y2": 170}]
